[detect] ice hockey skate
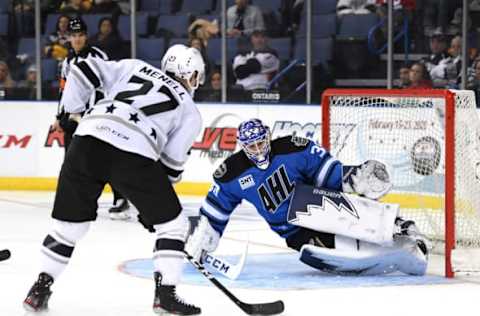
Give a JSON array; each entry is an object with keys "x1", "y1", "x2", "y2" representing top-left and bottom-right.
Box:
[
  {"x1": 23, "y1": 272, "x2": 54, "y2": 312},
  {"x1": 108, "y1": 198, "x2": 130, "y2": 220},
  {"x1": 153, "y1": 272, "x2": 201, "y2": 315}
]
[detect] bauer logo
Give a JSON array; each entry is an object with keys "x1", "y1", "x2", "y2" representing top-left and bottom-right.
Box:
[{"x1": 239, "y1": 175, "x2": 255, "y2": 190}]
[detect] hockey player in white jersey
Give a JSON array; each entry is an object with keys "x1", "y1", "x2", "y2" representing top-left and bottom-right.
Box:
[
  {"x1": 186, "y1": 119, "x2": 429, "y2": 277},
  {"x1": 24, "y1": 45, "x2": 205, "y2": 315}
]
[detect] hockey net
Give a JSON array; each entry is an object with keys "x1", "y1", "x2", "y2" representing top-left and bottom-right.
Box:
[{"x1": 321, "y1": 89, "x2": 480, "y2": 277}]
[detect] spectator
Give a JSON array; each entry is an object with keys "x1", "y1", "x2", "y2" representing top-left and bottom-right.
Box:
[
  {"x1": 89, "y1": 17, "x2": 125, "y2": 60},
  {"x1": 397, "y1": 64, "x2": 411, "y2": 88},
  {"x1": 467, "y1": 58, "x2": 480, "y2": 106},
  {"x1": 189, "y1": 37, "x2": 212, "y2": 79},
  {"x1": 198, "y1": 69, "x2": 222, "y2": 102},
  {"x1": 44, "y1": 15, "x2": 70, "y2": 61},
  {"x1": 233, "y1": 30, "x2": 279, "y2": 90},
  {"x1": 17, "y1": 64, "x2": 37, "y2": 100},
  {"x1": 422, "y1": 32, "x2": 448, "y2": 74},
  {"x1": 13, "y1": 0, "x2": 35, "y2": 36},
  {"x1": 421, "y1": 0, "x2": 462, "y2": 35},
  {"x1": 430, "y1": 35, "x2": 462, "y2": 85},
  {"x1": 280, "y1": 0, "x2": 304, "y2": 34},
  {"x1": 188, "y1": 18, "x2": 219, "y2": 48},
  {"x1": 227, "y1": 0, "x2": 265, "y2": 38},
  {"x1": 337, "y1": 0, "x2": 377, "y2": 16},
  {"x1": 91, "y1": 0, "x2": 122, "y2": 22},
  {"x1": 0, "y1": 61, "x2": 16, "y2": 89},
  {"x1": 60, "y1": 0, "x2": 92, "y2": 15},
  {"x1": 407, "y1": 62, "x2": 433, "y2": 89}
]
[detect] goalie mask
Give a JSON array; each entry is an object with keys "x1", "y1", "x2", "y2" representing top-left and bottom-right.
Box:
[
  {"x1": 161, "y1": 44, "x2": 205, "y2": 95},
  {"x1": 237, "y1": 119, "x2": 271, "y2": 170}
]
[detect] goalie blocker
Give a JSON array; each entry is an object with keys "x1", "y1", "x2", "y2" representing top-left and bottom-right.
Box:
[{"x1": 288, "y1": 183, "x2": 428, "y2": 276}]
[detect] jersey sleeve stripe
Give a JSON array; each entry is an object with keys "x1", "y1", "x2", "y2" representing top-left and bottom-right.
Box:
[
  {"x1": 201, "y1": 200, "x2": 230, "y2": 222},
  {"x1": 315, "y1": 157, "x2": 338, "y2": 187},
  {"x1": 160, "y1": 152, "x2": 185, "y2": 170},
  {"x1": 76, "y1": 61, "x2": 101, "y2": 88},
  {"x1": 323, "y1": 161, "x2": 342, "y2": 190},
  {"x1": 205, "y1": 195, "x2": 233, "y2": 215},
  {"x1": 70, "y1": 67, "x2": 93, "y2": 90},
  {"x1": 91, "y1": 46, "x2": 108, "y2": 60}
]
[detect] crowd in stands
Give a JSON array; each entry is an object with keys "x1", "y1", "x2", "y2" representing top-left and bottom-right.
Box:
[{"x1": 1, "y1": 0, "x2": 480, "y2": 104}]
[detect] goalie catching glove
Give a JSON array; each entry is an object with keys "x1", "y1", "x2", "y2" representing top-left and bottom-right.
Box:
[
  {"x1": 342, "y1": 160, "x2": 392, "y2": 200},
  {"x1": 185, "y1": 216, "x2": 220, "y2": 261}
]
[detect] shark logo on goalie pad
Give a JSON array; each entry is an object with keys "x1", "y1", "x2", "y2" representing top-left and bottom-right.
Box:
[
  {"x1": 308, "y1": 189, "x2": 359, "y2": 219},
  {"x1": 287, "y1": 185, "x2": 359, "y2": 222}
]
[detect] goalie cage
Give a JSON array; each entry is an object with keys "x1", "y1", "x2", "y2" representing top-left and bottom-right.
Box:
[{"x1": 321, "y1": 88, "x2": 480, "y2": 278}]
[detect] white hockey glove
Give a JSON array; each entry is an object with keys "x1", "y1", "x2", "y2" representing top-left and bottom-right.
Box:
[
  {"x1": 185, "y1": 215, "x2": 220, "y2": 262},
  {"x1": 342, "y1": 160, "x2": 393, "y2": 200}
]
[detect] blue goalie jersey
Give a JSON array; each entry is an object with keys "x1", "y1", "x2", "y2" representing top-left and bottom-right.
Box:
[{"x1": 200, "y1": 135, "x2": 345, "y2": 239}]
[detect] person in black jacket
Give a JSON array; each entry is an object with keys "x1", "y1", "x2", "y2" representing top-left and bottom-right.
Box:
[{"x1": 51, "y1": 17, "x2": 130, "y2": 219}]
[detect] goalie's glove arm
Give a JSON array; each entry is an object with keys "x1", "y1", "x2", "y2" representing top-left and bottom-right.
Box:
[{"x1": 341, "y1": 160, "x2": 393, "y2": 200}]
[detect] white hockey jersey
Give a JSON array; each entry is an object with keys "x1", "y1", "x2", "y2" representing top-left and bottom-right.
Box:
[{"x1": 60, "y1": 58, "x2": 202, "y2": 181}]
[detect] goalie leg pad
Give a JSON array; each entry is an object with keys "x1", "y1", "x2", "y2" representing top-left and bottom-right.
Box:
[
  {"x1": 288, "y1": 184, "x2": 398, "y2": 246},
  {"x1": 299, "y1": 235, "x2": 427, "y2": 276}
]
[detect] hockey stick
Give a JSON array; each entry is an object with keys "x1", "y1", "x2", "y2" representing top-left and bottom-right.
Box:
[
  {"x1": 0, "y1": 249, "x2": 11, "y2": 261},
  {"x1": 184, "y1": 251, "x2": 284, "y2": 315},
  {"x1": 203, "y1": 239, "x2": 249, "y2": 280}
]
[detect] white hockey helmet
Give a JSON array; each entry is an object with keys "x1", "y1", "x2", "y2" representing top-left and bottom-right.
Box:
[{"x1": 161, "y1": 44, "x2": 205, "y2": 94}]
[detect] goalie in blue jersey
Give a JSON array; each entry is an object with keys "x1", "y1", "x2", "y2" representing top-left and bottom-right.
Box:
[{"x1": 186, "y1": 118, "x2": 429, "y2": 276}]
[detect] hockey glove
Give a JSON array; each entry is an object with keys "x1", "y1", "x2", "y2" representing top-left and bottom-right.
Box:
[
  {"x1": 342, "y1": 160, "x2": 393, "y2": 200},
  {"x1": 185, "y1": 215, "x2": 220, "y2": 262}
]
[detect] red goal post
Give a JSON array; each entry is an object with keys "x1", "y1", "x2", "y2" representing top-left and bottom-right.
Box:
[{"x1": 321, "y1": 88, "x2": 480, "y2": 278}]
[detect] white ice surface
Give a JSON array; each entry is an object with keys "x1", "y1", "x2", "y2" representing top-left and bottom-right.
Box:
[{"x1": 0, "y1": 191, "x2": 479, "y2": 316}]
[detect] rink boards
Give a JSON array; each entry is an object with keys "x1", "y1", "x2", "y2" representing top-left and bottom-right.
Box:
[{"x1": 0, "y1": 100, "x2": 477, "y2": 211}]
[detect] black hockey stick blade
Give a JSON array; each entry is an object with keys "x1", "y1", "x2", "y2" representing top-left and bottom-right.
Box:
[
  {"x1": 239, "y1": 300, "x2": 285, "y2": 315},
  {"x1": 0, "y1": 249, "x2": 11, "y2": 261},
  {"x1": 184, "y1": 252, "x2": 285, "y2": 315}
]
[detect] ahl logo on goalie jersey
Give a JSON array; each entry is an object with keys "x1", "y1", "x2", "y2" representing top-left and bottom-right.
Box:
[{"x1": 257, "y1": 165, "x2": 295, "y2": 213}]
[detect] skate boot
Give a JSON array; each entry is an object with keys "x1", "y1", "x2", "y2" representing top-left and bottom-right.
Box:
[
  {"x1": 23, "y1": 272, "x2": 54, "y2": 312},
  {"x1": 153, "y1": 272, "x2": 201, "y2": 315},
  {"x1": 108, "y1": 198, "x2": 130, "y2": 220},
  {"x1": 394, "y1": 217, "x2": 429, "y2": 256}
]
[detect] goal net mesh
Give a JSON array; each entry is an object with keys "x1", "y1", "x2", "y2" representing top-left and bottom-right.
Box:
[{"x1": 324, "y1": 90, "x2": 480, "y2": 259}]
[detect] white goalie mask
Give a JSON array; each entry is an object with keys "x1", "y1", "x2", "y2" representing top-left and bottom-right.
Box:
[{"x1": 161, "y1": 44, "x2": 206, "y2": 95}]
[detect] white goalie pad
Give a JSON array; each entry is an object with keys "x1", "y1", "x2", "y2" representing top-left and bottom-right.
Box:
[
  {"x1": 287, "y1": 184, "x2": 399, "y2": 246},
  {"x1": 300, "y1": 236, "x2": 427, "y2": 276}
]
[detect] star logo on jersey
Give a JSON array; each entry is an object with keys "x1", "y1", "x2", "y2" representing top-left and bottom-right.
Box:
[
  {"x1": 106, "y1": 104, "x2": 117, "y2": 113},
  {"x1": 129, "y1": 113, "x2": 140, "y2": 124},
  {"x1": 150, "y1": 128, "x2": 157, "y2": 140}
]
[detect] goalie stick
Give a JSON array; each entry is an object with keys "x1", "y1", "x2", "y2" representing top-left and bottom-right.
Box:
[
  {"x1": 184, "y1": 251, "x2": 284, "y2": 315},
  {"x1": 0, "y1": 249, "x2": 11, "y2": 261}
]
